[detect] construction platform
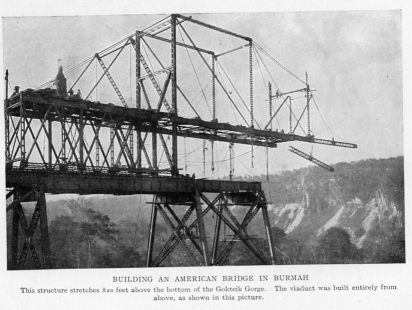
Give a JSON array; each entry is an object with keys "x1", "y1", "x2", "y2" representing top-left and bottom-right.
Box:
[{"x1": 6, "y1": 168, "x2": 261, "y2": 195}]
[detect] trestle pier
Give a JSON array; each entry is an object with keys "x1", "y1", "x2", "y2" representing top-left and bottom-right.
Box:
[{"x1": 6, "y1": 168, "x2": 274, "y2": 268}]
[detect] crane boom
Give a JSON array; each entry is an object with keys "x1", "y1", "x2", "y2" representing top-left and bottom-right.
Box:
[
  {"x1": 289, "y1": 146, "x2": 334, "y2": 172},
  {"x1": 291, "y1": 135, "x2": 357, "y2": 148},
  {"x1": 312, "y1": 137, "x2": 356, "y2": 148}
]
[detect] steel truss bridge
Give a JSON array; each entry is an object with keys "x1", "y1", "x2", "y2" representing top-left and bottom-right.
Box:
[{"x1": 5, "y1": 14, "x2": 356, "y2": 269}]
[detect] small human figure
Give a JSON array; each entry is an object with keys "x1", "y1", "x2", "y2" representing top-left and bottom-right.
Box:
[{"x1": 12, "y1": 86, "x2": 20, "y2": 96}]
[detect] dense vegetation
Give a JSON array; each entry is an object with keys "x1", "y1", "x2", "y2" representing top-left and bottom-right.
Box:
[{"x1": 246, "y1": 156, "x2": 404, "y2": 209}]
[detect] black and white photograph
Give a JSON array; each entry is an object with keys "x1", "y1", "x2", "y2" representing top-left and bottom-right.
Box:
[{"x1": 1, "y1": 1, "x2": 410, "y2": 309}]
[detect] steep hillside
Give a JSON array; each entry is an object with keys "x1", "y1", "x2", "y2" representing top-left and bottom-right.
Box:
[
  {"x1": 240, "y1": 156, "x2": 405, "y2": 263},
  {"x1": 262, "y1": 157, "x2": 404, "y2": 245}
]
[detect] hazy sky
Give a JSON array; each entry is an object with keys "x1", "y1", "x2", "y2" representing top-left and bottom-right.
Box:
[{"x1": 2, "y1": 11, "x2": 403, "y2": 177}]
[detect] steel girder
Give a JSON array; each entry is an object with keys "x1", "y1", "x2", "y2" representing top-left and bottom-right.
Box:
[
  {"x1": 5, "y1": 96, "x2": 176, "y2": 174},
  {"x1": 5, "y1": 94, "x2": 355, "y2": 177}
]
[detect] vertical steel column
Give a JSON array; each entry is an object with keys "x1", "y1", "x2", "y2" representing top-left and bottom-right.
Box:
[
  {"x1": 79, "y1": 109, "x2": 84, "y2": 167},
  {"x1": 4, "y1": 70, "x2": 10, "y2": 161},
  {"x1": 267, "y1": 82, "x2": 272, "y2": 180},
  {"x1": 211, "y1": 55, "x2": 216, "y2": 173},
  {"x1": 129, "y1": 130, "x2": 134, "y2": 169},
  {"x1": 249, "y1": 41, "x2": 254, "y2": 128},
  {"x1": 211, "y1": 144, "x2": 215, "y2": 174},
  {"x1": 306, "y1": 72, "x2": 311, "y2": 135},
  {"x1": 249, "y1": 41, "x2": 254, "y2": 168},
  {"x1": 19, "y1": 94, "x2": 25, "y2": 163},
  {"x1": 61, "y1": 120, "x2": 66, "y2": 164},
  {"x1": 194, "y1": 189, "x2": 210, "y2": 266},
  {"x1": 266, "y1": 145, "x2": 269, "y2": 181},
  {"x1": 95, "y1": 123, "x2": 100, "y2": 169},
  {"x1": 289, "y1": 97, "x2": 292, "y2": 133},
  {"x1": 229, "y1": 142, "x2": 234, "y2": 181},
  {"x1": 48, "y1": 119, "x2": 52, "y2": 169},
  {"x1": 152, "y1": 124, "x2": 157, "y2": 170},
  {"x1": 38, "y1": 185, "x2": 51, "y2": 268},
  {"x1": 171, "y1": 15, "x2": 178, "y2": 175},
  {"x1": 135, "y1": 31, "x2": 142, "y2": 169},
  {"x1": 11, "y1": 190, "x2": 20, "y2": 269},
  {"x1": 146, "y1": 197, "x2": 158, "y2": 267},
  {"x1": 110, "y1": 124, "x2": 115, "y2": 167},
  {"x1": 211, "y1": 197, "x2": 222, "y2": 265},
  {"x1": 212, "y1": 55, "x2": 216, "y2": 121},
  {"x1": 136, "y1": 31, "x2": 141, "y2": 109},
  {"x1": 269, "y1": 82, "x2": 272, "y2": 130},
  {"x1": 136, "y1": 125, "x2": 142, "y2": 169},
  {"x1": 261, "y1": 195, "x2": 275, "y2": 265}
]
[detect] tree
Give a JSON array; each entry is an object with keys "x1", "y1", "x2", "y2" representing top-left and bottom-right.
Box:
[
  {"x1": 316, "y1": 227, "x2": 358, "y2": 264},
  {"x1": 49, "y1": 215, "x2": 81, "y2": 268},
  {"x1": 49, "y1": 208, "x2": 145, "y2": 268}
]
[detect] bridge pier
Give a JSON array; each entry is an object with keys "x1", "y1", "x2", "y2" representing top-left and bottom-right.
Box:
[
  {"x1": 145, "y1": 189, "x2": 275, "y2": 267},
  {"x1": 7, "y1": 185, "x2": 51, "y2": 270},
  {"x1": 7, "y1": 170, "x2": 276, "y2": 268}
]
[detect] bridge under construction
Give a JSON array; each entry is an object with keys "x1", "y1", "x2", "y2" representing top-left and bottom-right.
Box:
[{"x1": 4, "y1": 13, "x2": 356, "y2": 269}]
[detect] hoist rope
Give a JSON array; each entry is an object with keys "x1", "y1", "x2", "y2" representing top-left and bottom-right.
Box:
[
  {"x1": 253, "y1": 47, "x2": 281, "y2": 128},
  {"x1": 177, "y1": 26, "x2": 212, "y2": 117},
  {"x1": 253, "y1": 41, "x2": 306, "y2": 85},
  {"x1": 215, "y1": 59, "x2": 262, "y2": 129},
  {"x1": 36, "y1": 16, "x2": 172, "y2": 89},
  {"x1": 311, "y1": 92, "x2": 345, "y2": 141},
  {"x1": 178, "y1": 23, "x2": 250, "y2": 127}
]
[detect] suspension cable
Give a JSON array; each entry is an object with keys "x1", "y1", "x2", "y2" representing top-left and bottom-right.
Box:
[
  {"x1": 178, "y1": 23, "x2": 250, "y2": 126},
  {"x1": 254, "y1": 41, "x2": 306, "y2": 85},
  {"x1": 254, "y1": 48, "x2": 281, "y2": 128},
  {"x1": 141, "y1": 36, "x2": 201, "y2": 118},
  {"x1": 215, "y1": 64, "x2": 239, "y2": 124},
  {"x1": 217, "y1": 58, "x2": 264, "y2": 130},
  {"x1": 177, "y1": 26, "x2": 212, "y2": 117},
  {"x1": 215, "y1": 60, "x2": 250, "y2": 115},
  {"x1": 36, "y1": 16, "x2": 172, "y2": 89},
  {"x1": 253, "y1": 45, "x2": 282, "y2": 92},
  {"x1": 311, "y1": 92, "x2": 345, "y2": 141}
]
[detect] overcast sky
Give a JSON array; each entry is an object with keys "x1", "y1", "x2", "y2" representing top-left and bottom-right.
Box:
[{"x1": 2, "y1": 10, "x2": 403, "y2": 177}]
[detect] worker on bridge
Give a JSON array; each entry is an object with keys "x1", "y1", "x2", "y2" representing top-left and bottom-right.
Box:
[{"x1": 11, "y1": 86, "x2": 20, "y2": 96}]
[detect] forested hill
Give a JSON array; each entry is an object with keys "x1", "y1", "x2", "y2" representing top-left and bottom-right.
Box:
[
  {"x1": 241, "y1": 156, "x2": 404, "y2": 264},
  {"x1": 261, "y1": 156, "x2": 404, "y2": 211}
]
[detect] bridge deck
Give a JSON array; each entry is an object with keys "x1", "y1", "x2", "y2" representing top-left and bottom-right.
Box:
[{"x1": 6, "y1": 168, "x2": 261, "y2": 195}]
